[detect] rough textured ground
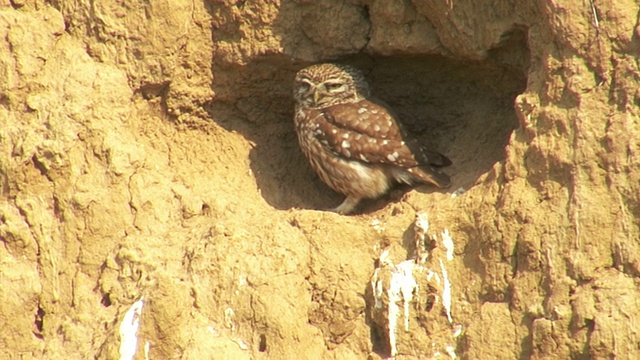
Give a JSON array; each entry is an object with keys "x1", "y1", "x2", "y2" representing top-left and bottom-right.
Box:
[{"x1": 1, "y1": 0, "x2": 639, "y2": 359}]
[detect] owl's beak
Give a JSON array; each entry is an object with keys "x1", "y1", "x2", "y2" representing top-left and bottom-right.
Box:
[{"x1": 313, "y1": 89, "x2": 321, "y2": 106}]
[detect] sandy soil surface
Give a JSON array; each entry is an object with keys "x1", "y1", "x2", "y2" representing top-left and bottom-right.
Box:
[{"x1": 1, "y1": 0, "x2": 639, "y2": 358}]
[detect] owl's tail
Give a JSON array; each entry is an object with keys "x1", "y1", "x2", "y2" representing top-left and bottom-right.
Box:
[{"x1": 404, "y1": 166, "x2": 451, "y2": 188}]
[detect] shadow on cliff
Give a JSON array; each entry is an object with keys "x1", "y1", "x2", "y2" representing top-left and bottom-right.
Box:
[{"x1": 202, "y1": 2, "x2": 529, "y2": 214}]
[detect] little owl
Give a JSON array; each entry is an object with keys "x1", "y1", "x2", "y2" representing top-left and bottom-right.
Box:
[{"x1": 293, "y1": 63, "x2": 451, "y2": 214}]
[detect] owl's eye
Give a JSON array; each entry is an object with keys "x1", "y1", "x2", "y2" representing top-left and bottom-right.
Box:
[
  {"x1": 324, "y1": 82, "x2": 345, "y2": 91},
  {"x1": 297, "y1": 80, "x2": 312, "y2": 92}
]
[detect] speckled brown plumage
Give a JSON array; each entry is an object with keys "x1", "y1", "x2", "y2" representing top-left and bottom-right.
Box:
[{"x1": 293, "y1": 63, "x2": 451, "y2": 214}]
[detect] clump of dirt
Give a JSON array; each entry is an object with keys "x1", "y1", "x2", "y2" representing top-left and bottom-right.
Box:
[{"x1": 1, "y1": 1, "x2": 638, "y2": 359}]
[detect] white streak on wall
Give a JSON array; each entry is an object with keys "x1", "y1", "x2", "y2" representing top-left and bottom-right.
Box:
[
  {"x1": 119, "y1": 297, "x2": 144, "y2": 360},
  {"x1": 388, "y1": 260, "x2": 418, "y2": 356},
  {"x1": 224, "y1": 308, "x2": 236, "y2": 331},
  {"x1": 371, "y1": 218, "x2": 385, "y2": 233},
  {"x1": 371, "y1": 249, "x2": 392, "y2": 310},
  {"x1": 371, "y1": 268, "x2": 383, "y2": 309},
  {"x1": 235, "y1": 338, "x2": 249, "y2": 350},
  {"x1": 379, "y1": 249, "x2": 391, "y2": 266},
  {"x1": 451, "y1": 187, "x2": 466, "y2": 198},
  {"x1": 446, "y1": 344, "x2": 457, "y2": 359},
  {"x1": 440, "y1": 259, "x2": 453, "y2": 323},
  {"x1": 414, "y1": 212, "x2": 430, "y2": 263},
  {"x1": 415, "y1": 212, "x2": 429, "y2": 236},
  {"x1": 442, "y1": 229, "x2": 454, "y2": 261},
  {"x1": 453, "y1": 324, "x2": 463, "y2": 338},
  {"x1": 144, "y1": 341, "x2": 150, "y2": 360}
]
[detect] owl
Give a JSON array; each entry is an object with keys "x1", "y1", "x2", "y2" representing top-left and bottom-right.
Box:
[{"x1": 293, "y1": 63, "x2": 451, "y2": 214}]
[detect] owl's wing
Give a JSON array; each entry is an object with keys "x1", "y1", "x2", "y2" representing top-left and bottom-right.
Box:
[{"x1": 316, "y1": 100, "x2": 450, "y2": 168}]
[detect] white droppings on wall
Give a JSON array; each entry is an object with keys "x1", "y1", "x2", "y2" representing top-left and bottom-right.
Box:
[
  {"x1": 144, "y1": 340, "x2": 151, "y2": 360},
  {"x1": 452, "y1": 324, "x2": 463, "y2": 338},
  {"x1": 371, "y1": 216, "x2": 459, "y2": 357},
  {"x1": 119, "y1": 297, "x2": 144, "y2": 360},
  {"x1": 450, "y1": 187, "x2": 466, "y2": 198},
  {"x1": 440, "y1": 259, "x2": 453, "y2": 323},
  {"x1": 446, "y1": 344, "x2": 457, "y2": 359},
  {"x1": 415, "y1": 212, "x2": 430, "y2": 263},
  {"x1": 371, "y1": 218, "x2": 386, "y2": 233},
  {"x1": 442, "y1": 229, "x2": 454, "y2": 261},
  {"x1": 388, "y1": 260, "x2": 418, "y2": 357},
  {"x1": 235, "y1": 338, "x2": 249, "y2": 350},
  {"x1": 426, "y1": 269, "x2": 440, "y2": 284},
  {"x1": 371, "y1": 267, "x2": 384, "y2": 309},
  {"x1": 415, "y1": 212, "x2": 430, "y2": 239},
  {"x1": 224, "y1": 307, "x2": 236, "y2": 331}
]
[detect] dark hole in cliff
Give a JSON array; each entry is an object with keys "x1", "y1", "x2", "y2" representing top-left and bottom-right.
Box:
[
  {"x1": 208, "y1": 31, "x2": 528, "y2": 212},
  {"x1": 33, "y1": 305, "x2": 45, "y2": 339},
  {"x1": 101, "y1": 292, "x2": 113, "y2": 307},
  {"x1": 258, "y1": 334, "x2": 267, "y2": 352}
]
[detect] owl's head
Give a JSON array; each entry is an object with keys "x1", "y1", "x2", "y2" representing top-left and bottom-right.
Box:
[{"x1": 293, "y1": 63, "x2": 370, "y2": 109}]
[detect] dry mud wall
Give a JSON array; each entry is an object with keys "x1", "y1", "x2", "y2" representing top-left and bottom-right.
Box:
[{"x1": 1, "y1": 0, "x2": 639, "y2": 359}]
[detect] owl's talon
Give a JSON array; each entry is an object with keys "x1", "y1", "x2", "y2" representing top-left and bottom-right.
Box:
[{"x1": 329, "y1": 196, "x2": 361, "y2": 215}]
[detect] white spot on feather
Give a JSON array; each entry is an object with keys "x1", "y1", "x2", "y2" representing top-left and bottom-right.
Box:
[
  {"x1": 342, "y1": 140, "x2": 351, "y2": 148},
  {"x1": 331, "y1": 128, "x2": 338, "y2": 134},
  {"x1": 373, "y1": 124, "x2": 381, "y2": 132},
  {"x1": 357, "y1": 107, "x2": 367, "y2": 114},
  {"x1": 387, "y1": 151, "x2": 399, "y2": 162},
  {"x1": 342, "y1": 133, "x2": 350, "y2": 139},
  {"x1": 382, "y1": 140, "x2": 389, "y2": 145}
]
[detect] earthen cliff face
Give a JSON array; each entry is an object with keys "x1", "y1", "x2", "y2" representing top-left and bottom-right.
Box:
[{"x1": 1, "y1": 1, "x2": 638, "y2": 358}]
